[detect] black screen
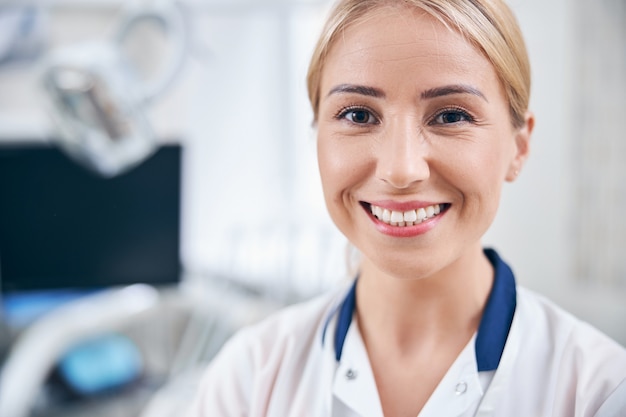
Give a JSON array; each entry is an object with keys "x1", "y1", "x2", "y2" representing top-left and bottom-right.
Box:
[{"x1": 0, "y1": 143, "x2": 182, "y2": 293}]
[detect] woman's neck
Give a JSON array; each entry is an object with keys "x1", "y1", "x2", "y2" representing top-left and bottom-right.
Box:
[{"x1": 355, "y1": 244, "x2": 494, "y2": 354}]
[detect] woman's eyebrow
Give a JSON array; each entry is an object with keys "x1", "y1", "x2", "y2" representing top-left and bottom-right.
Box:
[
  {"x1": 326, "y1": 83, "x2": 486, "y2": 102},
  {"x1": 326, "y1": 84, "x2": 385, "y2": 98},
  {"x1": 420, "y1": 84, "x2": 487, "y2": 102}
]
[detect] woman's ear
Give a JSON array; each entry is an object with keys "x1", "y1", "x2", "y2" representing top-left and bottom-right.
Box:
[{"x1": 506, "y1": 111, "x2": 534, "y2": 182}]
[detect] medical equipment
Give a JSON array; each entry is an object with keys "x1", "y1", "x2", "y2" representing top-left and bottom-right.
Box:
[
  {"x1": 40, "y1": 0, "x2": 187, "y2": 178},
  {"x1": 0, "y1": 143, "x2": 183, "y2": 415},
  {"x1": 0, "y1": 143, "x2": 182, "y2": 294},
  {"x1": 0, "y1": 284, "x2": 160, "y2": 417}
]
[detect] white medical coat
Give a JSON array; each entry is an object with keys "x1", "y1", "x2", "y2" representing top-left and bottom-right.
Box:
[{"x1": 186, "y1": 250, "x2": 626, "y2": 417}]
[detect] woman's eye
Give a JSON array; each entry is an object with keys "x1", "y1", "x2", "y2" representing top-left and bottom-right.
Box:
[
  {"x1": 341, "y1": 108, "x2": 377, "y2": 124},
  {"x1": 433, "y1": 109, "x2": 473, "y2": 125}
]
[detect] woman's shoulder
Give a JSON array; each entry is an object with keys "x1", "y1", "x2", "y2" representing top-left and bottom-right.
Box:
[
  {"x1": 207, "y1": 283, "x2": 347, "y2": 372},
  {"x1": 517, "y1": 286, "x2": 625, "y2": 351},
  {"x1": 516, "y1": 286, "x2": 626, "y2": 358},
  {"x1": 238, "y1": 282, "x2": 350, "y2": 346},
  {"x1": 186, "y1": 283, "x2": 351, "y2": 416},
  {"x1": 514, "y1": 286, "x2": 626, "y2": 414}
]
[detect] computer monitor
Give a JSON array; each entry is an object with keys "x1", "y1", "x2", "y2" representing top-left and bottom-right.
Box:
[{"x1": 0, "y1": 142, "x2": 182, "y2": 296}]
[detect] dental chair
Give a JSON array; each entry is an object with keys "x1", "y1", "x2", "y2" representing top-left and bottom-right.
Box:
[{"x1": 0, "y1": 284, "x2": 160, "y2": 417}]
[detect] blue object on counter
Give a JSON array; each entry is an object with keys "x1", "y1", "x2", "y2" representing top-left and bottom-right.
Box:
[{"x1": 58, "y1": 333, "x2": 143, "y2": 395}]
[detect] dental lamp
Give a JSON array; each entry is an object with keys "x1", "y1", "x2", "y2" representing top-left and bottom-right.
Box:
[{"x1": 40, "y1": 0, "x2": 188, "y2": 177}]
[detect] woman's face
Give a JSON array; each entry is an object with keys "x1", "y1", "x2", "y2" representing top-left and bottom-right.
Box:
[{"x1": 316, "y1": 6, "x2": 531, "y2": 280}]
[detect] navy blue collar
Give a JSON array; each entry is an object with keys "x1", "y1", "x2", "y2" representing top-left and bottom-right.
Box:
[{"x1": 322, "y1": 248, "x2": 516, "y2": 372}]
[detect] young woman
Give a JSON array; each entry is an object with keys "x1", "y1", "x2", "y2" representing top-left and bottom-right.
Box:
[{"x1": 187, "y1": 1, "x2": 626, "y2": 415}]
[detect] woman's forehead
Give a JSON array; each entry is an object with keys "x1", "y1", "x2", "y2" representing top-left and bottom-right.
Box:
[{"x1": 321, "y1": 7, "x2": 497, "y2": 95}]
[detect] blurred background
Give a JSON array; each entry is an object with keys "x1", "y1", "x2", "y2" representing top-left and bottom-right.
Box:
[{"x1": 0, "y1": 0, "x2": 624, "y2": 416}]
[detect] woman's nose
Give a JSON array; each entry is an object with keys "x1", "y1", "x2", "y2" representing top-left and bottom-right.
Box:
[{"x1": 375, "y1": 118, "x2": 430, "y2": 189}]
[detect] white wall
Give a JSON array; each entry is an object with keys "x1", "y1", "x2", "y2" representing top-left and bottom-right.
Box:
[
  {"x1": 487, "y1": 0, "x2": 626, "y2": 344},
  {"x1": 0, "y1": 0, "x2": 624, "y2": 344},
  {"x1": 179, "y1": 1, "x2": 348, "y2": 300}
]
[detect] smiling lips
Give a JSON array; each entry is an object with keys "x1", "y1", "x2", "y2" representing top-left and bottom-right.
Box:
[{"x1": 368, "y1": 203, "x2": 448, "y2": 227}]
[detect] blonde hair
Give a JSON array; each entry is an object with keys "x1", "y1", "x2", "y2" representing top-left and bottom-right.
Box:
[{"x1": 306, "y1": 0, "x2": 531, "y2": 128}]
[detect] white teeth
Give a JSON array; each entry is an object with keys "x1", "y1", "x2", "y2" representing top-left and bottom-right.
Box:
[
  {"x1": 403, "y1": 210, "x2": 417, "y2": 223},
  {"x1": 382, "y1": 209, "x2": 391, "y2": 222},
  {"x1": 370, "y1": 204, "x2": 443, "y2": 227},
  {"x1": 416, "y1": 208, "x2": 426, "y2": 222},
  {"x1": 390, "y1": 211, "x2": 404, "y2": 223}
]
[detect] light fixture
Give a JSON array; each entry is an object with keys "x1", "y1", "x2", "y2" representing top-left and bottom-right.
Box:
[{"x1": 40, "y1": 0, "x2": 187, "y2": 177}]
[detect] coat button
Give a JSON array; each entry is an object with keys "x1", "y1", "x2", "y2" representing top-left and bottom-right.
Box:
[
  {"x1": 455, "y1": 381, "x2": 468, "y2": 395},
  {"x1": 345, "y1": 368, "x2": 358, "y2": 380}
]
